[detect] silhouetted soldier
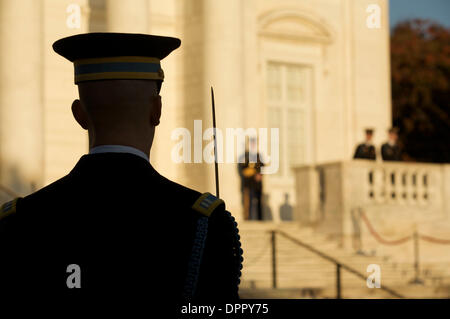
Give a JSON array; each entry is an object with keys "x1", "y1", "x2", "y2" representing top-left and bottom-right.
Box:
[
  {"x1": 238, "y1": 137, "x2": 264, "y2": 220},
  {"x1": 354, "y1": 129, "x2": 376, "y2": 160},
  {"x1": 0, "y1": 33, "x2": 242, "y2": 302},
  {"x1": 381, "y1": 127, "x2": 401, "y2": 161}
]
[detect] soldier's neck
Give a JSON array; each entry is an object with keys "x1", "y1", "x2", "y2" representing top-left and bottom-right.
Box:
[
  {"x1": 88, "y1": 136, "x2": 152, "y2": 158},
  {"x1": 87, "y1": 127, "x2": 154, "y2": 158}
]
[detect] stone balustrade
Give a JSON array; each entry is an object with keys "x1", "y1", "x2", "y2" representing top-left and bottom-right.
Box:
[{"x1": 293, "y1": 160, "x2": 450, "y2": 246}]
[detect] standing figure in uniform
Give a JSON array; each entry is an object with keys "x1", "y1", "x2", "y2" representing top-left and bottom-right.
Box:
[
  {"x1": 238, "y1": 137, "x2": 264, "y2": 220},
  {"x1": 381, "y1": 127, "x2": 401, "y2": 161},
  {"x1": 353, "y1": 128, "x2": 377, "y2": 160},
  {"x1": 0, "y1": 33, "x2": 242, "y2": 302}
]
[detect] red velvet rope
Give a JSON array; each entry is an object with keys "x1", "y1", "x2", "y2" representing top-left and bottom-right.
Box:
[
  {"x1": 360, "y1": 211, "x2": 450, "y2": 246},
  {"x1": 419, "y1": 234, "x2": 450, "y2": 245},
  {"x1": 360, "y1": 211, "x2": 412, "y2": 245}
]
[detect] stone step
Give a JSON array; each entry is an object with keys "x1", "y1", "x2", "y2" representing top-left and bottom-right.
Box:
[
  {"x1": 239, "y1": 284, "x2": 450, "y2": 299},
  {"x1": 238, "y1": 221, "x2": 450, "y2": 298}
]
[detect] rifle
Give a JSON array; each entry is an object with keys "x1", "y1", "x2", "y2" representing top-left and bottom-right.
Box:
[{"x1": 211, "y1": 87, "x2": 220, "y2": 198}]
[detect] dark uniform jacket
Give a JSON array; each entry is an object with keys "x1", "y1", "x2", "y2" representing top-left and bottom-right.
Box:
[
  {"x1": 0, "y1": 153, "x2": 242, "y2": 301},
  {"x1": 381, "y1": 143, "x2": 401, "y2": 161},
  {"x1": 353, "y1": 143, "x2": 376, "y2": 160}
]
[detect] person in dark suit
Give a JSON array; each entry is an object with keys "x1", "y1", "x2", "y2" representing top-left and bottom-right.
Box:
[
  {"x1": 0, "y1": 33, "x2": 242, "y2": 302},
  {"x1": 381, "y1": 127, "x2": 401, "y2": 161},
  {"x1": 238, "y1": 137, "x2": 264, "y2": 220},
  {"x1": 353, "y1": 128, "x2": 376, "y2": 160}
]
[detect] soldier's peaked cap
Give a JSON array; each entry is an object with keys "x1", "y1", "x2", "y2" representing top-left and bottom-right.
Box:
[{"x1": 52, "y1": 33, "x2": 181, "y2": 84}]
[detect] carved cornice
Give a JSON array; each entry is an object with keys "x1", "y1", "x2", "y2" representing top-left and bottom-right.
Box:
[{"x1": 258, "y1": 8, "x2": 334, "y2": 45}]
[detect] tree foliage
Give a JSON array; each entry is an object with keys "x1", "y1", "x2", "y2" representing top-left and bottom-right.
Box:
[{"x1": 391, "y1": 19, "x2": 450, "y2": 163}]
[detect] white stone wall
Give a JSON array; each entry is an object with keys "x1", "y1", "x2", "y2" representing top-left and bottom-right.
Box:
[
  {"x1": 0, "y1": 0, "x2": 393, "y2": 223},
  {"x1": 42, "y1": 0, "x2": 90, "y2": 186}
]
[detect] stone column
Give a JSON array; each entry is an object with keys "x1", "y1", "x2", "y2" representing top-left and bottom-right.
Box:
[
  {"x1": 293, "y1": 165, "x2": 319, "y2": 225},
  {"x1": 0, "y1": 0, "x2": 44, "y2": 196},
  {"x1": 106, "y1": 0, "x2": 148, "y2": 32},
  {"x1": 203, "y1": 0, "x2": 244, "y2": 219}
]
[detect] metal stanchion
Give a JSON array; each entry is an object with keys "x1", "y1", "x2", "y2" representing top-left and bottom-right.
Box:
[
  {"x1": 410, "y1": 229, "x2": 424, "y2": 285},
  {"x1": 271, "y1": 230, "x2": 277, "y2": 289},
  {"x1": 336, "y1": 263, "x2": 342, "y2": 299}
]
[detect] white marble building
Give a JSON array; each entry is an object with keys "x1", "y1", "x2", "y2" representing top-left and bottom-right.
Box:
[{"x1": 0, "y1": 0, "x2": 393, "y2": 220}]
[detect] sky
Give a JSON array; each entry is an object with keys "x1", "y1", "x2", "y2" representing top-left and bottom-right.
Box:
[{"x1": 390, "y1": 0, "x2": 450, "y2": 29}]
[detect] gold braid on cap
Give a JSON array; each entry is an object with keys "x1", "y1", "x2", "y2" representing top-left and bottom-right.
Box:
[{"x1": 73, "y1": 56, "x2": 164, "y2": 84}]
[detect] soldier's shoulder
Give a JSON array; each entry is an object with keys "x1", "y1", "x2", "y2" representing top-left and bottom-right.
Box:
[
  {"x1": 21, "y1": 174, "x2": 74, "y2": 208},
  {"x1": 156, "y1": 174, "x2": 227, "y2": 218},
  {"x1": 0, "y1": 174, "x2": 71, "y2": 222},
  {"x1": 1, "y1": 174, "x2": 76, "y2": 224},
  {"x1": 156, "y1": 174, "x2": 202, "y2": 206},
  {"x1": 192, "y1": 192, "x2": 226, "y2": 218},
  {"x1": 0, "y1": 197, "x2": 21, "y2": 224}
]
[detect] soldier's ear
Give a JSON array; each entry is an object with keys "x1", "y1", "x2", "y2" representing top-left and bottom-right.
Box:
[
  {"x1": 72, "y1": 99, "x2": 89, "y2": 130},
  {"x1": 150, "y1": 95, "x2": 162, "y2": 127}
]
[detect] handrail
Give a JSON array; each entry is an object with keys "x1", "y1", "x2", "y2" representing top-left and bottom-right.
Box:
[{"x1": 270, "y1": 229, "x2": 405, "y2": 299}]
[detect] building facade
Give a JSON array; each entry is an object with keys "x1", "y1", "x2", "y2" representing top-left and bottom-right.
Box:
[{"x1": 0, "y1": 0, "x2": 392, "y2": 220}]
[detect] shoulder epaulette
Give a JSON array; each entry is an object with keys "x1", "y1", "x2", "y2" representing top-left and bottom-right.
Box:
[
  {"x1": 191, "y1": 192, "x2": 224, "y2": 217},
  {"x1": 0, "y1": 198, "x2": 20, "y2": 222}
]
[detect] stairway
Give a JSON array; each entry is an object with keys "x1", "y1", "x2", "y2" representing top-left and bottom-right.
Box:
[{"x1": 238, "y1": 221, "x2": 450, "y2": 299}]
